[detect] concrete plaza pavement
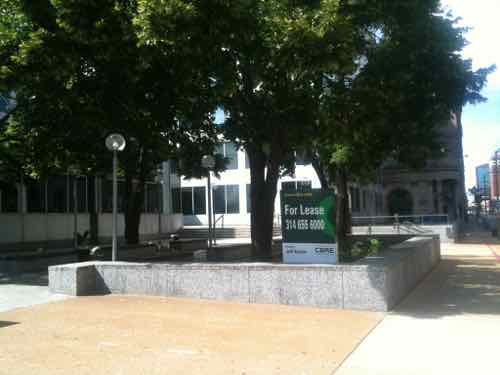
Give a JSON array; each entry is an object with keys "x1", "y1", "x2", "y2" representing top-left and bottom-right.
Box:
[
  {"x1": 0, "y1": 272, "x2": 71, "y2": 313},
  {"x1": 0, "y1": 295, "x2": 383, "y2": 375},
  {"x1": 2, "y1": 236, "x2": 500, "y2": 374},
  {"x1": 336, "y1": 241, "x2": 500, "y2": 375}
]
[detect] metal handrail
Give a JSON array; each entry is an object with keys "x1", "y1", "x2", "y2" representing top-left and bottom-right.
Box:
[
  {"x1": 212, "y1": 214, "x2": 224, "y2": 245},
  {"x1": 353, "y1": 214, "x2": 449, "y2": 226},
  {"x1": 400, "y1": 221, "x2": 433, "y2": 234},
  {"x1": 214, "y1": 214, "x2": 225, "y2": 229}
]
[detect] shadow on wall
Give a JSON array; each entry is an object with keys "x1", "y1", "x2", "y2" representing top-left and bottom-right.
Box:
[
  {"x1": 183, "y1": 216, "x2": 204, "y2": 226},
  {"x1": 394, "y1": 258, "x2": 500, "y2": 319}
]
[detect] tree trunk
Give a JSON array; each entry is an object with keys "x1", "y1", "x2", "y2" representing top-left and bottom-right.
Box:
[
  {"x1": 335, "y1": 167, "x2": 351, "y2": 259},
  {"x1": 248, "y1": 146, "x2": 280, "y2": 259},
  {"x1": 311, "y1": 152, "x2": 330, "y2": 189},
  {"x1": 124, "y1": 174, "x2": 145, "y2": 244}
]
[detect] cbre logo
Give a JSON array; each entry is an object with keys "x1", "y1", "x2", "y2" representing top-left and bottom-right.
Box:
[{"x1": 314, "y1": 247, "x2": 336, "y2": 254}]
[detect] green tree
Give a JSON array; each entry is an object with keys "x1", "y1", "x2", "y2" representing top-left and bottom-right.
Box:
[
  {"x1": 307, "y1": 0, "x2": 494, "y2": 256},
  {"x1": 140, "y1": 0, "x2": 360, "y2": 257},
  {"x1": 0, "y1": 0, "x2": 219, "y2": 243}
]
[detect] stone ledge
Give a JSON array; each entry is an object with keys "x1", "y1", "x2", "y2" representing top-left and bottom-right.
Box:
[{"x1": 49, "y1": 236, "x2": 440, "y2": 311}]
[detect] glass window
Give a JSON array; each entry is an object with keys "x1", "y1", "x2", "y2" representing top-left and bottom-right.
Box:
[
  {"x1": 0, "y1": 184, "x2": 18, "y2": 212},
  {"x1": 101, "y1": 180, "x2": 124, "y2": 213},
  {"x1": 193, "y1": 186, "x2": 206, "y2": 215},
  {"x1": 349, "y1": 187, "x2": 359, "y2": 211},
  {"x1": 355, "y1": 189, "x2": 361, "y2": 211},
  {"x1": 212, "y1": 185, "x2": 240, "y2": 214},
  {"x1": 181, "y1": 187, "x2": 193, "y2": 215},
  {"x1": 297, "y1": 180, "x2": 312, "y2": 191},
  {"x1": 213, "y1": 185, "x2": 225, "y2": 214},
  {"x1": 216, "y1": 142, "x2": 239, "y2": 170},
  {"x1": 225, "y1": 143, "x2": 238, "y2": 169},
  {"x1": 296, "y1": 152, "x2": 311, "y2": 166},
  {"x1": 170, "y1": 160, "x2": 178, "y2": 174},
  {"x1": 69, "y1": 176, "x2": 88, "y2": 212},
  {"x1": 282, "y1": 180, "x2": 311, "y2": 191},
  {"x1": 246, "y1": 184, "x2": 251, "y2": 213},
  {"x1": 145, "y1": 183, "x2": 162, "y2": 213},
  {"x1": 226, "y1": 185, "x2": 240, "y2": 213},
  {"x1": 27, "y1": 180, "x2": 46, "y2": 212},
  {"x1": 350, "y1": 188, "x2": 361, "y2": 211},
  {"x1": 245, "y1": 152, "x2": 250, "y2": 169},
  {"x1": 171, "y1": 187, "x2": 181, "y2": 213},
  {"x1": 282, "y1": 181, "x2": 296, "y2": 191},
  {"x1": 215, "y1": 144, "x2": 224, "y2": 158},
  {"x1": 47, "y1": 176, "x2": 67, "y2": 213}
]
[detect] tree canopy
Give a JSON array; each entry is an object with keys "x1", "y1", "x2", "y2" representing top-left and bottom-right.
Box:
[
  {"x1": 303, "y1": 0, "x2": 494, "y2": 255},
  {"x1": 0, "y1": 0, "x2": 493, "y2": 253},
  {"x1": 0, "y1": 0, "x2": 220, "y2": 242}
]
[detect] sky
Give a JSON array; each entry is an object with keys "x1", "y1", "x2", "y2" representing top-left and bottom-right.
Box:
[{"x1": 440, "y1": 0, "x2": 500, "y2": 189}]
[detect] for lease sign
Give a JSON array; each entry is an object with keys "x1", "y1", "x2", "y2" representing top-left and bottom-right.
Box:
[{"x1": 280, "y1": 189, "x2": 337, "y2": 264}]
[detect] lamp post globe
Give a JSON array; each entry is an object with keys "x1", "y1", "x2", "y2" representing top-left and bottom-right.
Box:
[
  {"x1": 201, "y1": 155, "x2": 216, "y2": 169},
  {"x1": 105, "y1": 133, "x2": 126, "y2": 261},
  {"x1": 105, "y1": 133, "x2": 126, "y2": 152}
]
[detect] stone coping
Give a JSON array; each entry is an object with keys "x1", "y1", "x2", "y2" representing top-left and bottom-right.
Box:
[{"x1": 49, "y1": 236, "x2": 440, "y2": 311}]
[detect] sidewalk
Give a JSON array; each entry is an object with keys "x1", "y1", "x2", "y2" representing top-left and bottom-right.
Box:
[
  {"x1": 335, "y1": 240, "x2": 500, "y2": 374},
  {"x1": 0, "y1": 272, "x2": 71, "y2": 313}
]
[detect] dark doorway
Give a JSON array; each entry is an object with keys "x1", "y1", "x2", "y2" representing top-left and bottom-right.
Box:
[{"x1": 388, "y1": 188, "x2": 414, "y2": 215}]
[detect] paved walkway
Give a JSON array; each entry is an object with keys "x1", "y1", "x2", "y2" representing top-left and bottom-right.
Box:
[
  {"x1": 0, "y1": 296, "x2": 382, "y2": 375},
  {"x1": 2, "y1": 234, "x2": 500, "y2": 374},
  {"x1": 336, "y1": 240, "x2": 500, "y2": 374},
  {"x1": 0, "y1": 272, "x2": 71, "y2": 313}
]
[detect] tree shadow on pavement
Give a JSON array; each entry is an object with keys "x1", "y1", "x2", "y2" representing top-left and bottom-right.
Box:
[
  {"x1": 0, "y1": 272, "x2": 48, "y2": 287},
  {"x1": 457, "y1": 227, "x2": 500, "y2": 245},
  {"x1": 394, "y1": 257, "x2": 500, "y2": 319},
  {"x1": 0, "y1": 321, "x2": 19, "y2": 328}
]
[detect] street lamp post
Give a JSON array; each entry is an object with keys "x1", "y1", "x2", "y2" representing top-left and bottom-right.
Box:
[
  {"x1": 201, "y1": 155, "x2": 216, "y2": 249},
  {"x1": 105, "y1": 133, "x2": 126, "y2": 261}
]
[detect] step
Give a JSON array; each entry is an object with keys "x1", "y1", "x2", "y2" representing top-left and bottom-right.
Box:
[{"x1": 179, "y1": 226, "x2": 281, "y2": 239}]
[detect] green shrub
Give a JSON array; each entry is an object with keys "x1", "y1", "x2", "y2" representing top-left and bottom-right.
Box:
[{"x1": 348, "y1": 238, "x2": 382, "y2": 261}]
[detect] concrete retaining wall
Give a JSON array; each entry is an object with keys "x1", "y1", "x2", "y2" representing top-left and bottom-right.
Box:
[{"x1": 49, "y1": 236, "x2": 440, "y2": 311}]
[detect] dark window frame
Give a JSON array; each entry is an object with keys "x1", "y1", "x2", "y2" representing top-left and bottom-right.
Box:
[
  {"x1": 217, "y1": 142, "x2": 239, "y2": 170},
  {"x1": 0, "y1": 184, "x2": 18, "y2": 213},
  {"x1": 213, "y1": 184, "x2": 240, "y2": 214},
  {"x1": 181, "y1": 186, "x2": 207, "y2": 215}
]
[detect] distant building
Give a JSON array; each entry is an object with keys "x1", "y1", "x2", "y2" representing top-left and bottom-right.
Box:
[
  {"x1": 181, "y1": 113, "x2": 466, "y2": 226},
  {"x1": 0, "y1": 162, "x2": 183, "y2": 247},
  {"x1": 181, "y1": 146, "x2": 382, "y2": 227},
  {"x1": 473, "y1": 163, "x2": 492, "y2": 214},
  {"x1": 476, "y1": 164, "x2": 491, "y2": 197},
  {"x1": 380, "y1": 111, "x2": 466, "y2": 222},
  {"x1": 490, "y1": 150, "x2": 500, "y2": 211}
]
